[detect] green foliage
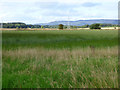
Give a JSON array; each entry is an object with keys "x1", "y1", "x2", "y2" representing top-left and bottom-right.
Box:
[
  {"x1": 90, "y1": 23, "x2": 101, "y2": 29},
  {"x1": 2, "y1": 22, "x2": 118, "y2": 29},
  {"x1": 100, "y1": 23, "x2": 118, "y2": 27},
  {"x1": 58, "y1": 24, "x2": 64, "y2": 29},
  {"x1": 2, "y1": 22, "x2": 41, "y2": 28}
]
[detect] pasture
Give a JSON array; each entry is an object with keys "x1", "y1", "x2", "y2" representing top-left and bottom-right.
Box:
[{"x1": 2, "y1": 29, "x2": 118, "y2": 88}]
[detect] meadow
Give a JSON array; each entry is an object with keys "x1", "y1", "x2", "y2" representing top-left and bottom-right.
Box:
[{"x1": 2, "y1": 29, "x2": 118, "y2": 88}]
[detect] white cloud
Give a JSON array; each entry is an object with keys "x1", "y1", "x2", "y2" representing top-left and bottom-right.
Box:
[{"x1": 0, "y1": 0, "x2": 119, "y2": 24}]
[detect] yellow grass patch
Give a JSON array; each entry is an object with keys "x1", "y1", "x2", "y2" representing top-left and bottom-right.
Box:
[{"x1": 3, "y1": 46, "x2": 118, "y2": 61}]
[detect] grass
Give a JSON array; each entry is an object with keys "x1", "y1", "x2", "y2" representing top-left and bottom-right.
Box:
[
  {"x1": 2, "y1": 30, "x2": 118, "y2": 49},
  {"x1": 2, "y1": 30, "x2": 118, "y2": 88}
]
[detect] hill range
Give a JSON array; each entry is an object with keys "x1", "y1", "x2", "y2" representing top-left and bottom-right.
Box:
[{"x1": 37, "y1": 19, "x2": 118, "y2": 26}]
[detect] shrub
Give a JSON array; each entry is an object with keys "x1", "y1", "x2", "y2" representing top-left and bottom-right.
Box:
[{"x1": 90, "y1": 23, "x2": 101, "y2": 29}]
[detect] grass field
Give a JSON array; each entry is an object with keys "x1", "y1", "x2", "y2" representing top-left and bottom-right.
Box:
[{"x1": 2, "y1": 30, "x2": 118, "y2": 88}]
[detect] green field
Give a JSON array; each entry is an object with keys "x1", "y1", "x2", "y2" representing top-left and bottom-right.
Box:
[{"x1": 2, "y1": 30, "x2": 118, "y2": 88}]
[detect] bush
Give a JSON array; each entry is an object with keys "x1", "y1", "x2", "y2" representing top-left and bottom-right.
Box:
[
  {"x1": 58, "y1": 24, "x2": 64, "y2": 29},
  {"x1": 90, "y1": 23, "x2": 101, "y2": 29}
]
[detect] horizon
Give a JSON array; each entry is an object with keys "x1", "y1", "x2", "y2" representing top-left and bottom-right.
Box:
[{"x1": 1, "y1": 19, "x2": 118, "y2": 25}]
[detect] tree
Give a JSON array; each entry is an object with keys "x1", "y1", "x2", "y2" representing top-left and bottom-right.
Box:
[
  {"x1": 90, "y1": 23, "x2": 101, "y2": 29},
  {"x1": 58, "y1": 24, "x2": 64, "y2": 29}
]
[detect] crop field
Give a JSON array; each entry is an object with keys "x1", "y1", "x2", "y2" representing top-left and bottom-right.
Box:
[{"x1": 2, "y1": 30, "x2": 118, "y2": 88}]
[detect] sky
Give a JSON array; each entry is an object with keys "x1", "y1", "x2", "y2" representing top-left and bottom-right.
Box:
[{"x1": 0, "y1": 0, "x2": 119, "y2": 24}]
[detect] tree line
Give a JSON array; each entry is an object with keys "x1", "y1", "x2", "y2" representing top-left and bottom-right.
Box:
[
  {"x1": 1, "y1": 22, "x2": 118, "y2": 29},
  {"x1": 2, "y1": 22, "x2": 41, "y2": 28}
]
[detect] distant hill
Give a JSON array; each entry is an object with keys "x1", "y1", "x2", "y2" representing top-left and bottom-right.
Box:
[{"x1": 37, "y1": 19, "x2": 118, "y2": 26}]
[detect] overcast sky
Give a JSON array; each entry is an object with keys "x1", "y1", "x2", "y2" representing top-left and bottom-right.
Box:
[{"x1": 0, "y1": 0, "x2": 119, "y2": 24}]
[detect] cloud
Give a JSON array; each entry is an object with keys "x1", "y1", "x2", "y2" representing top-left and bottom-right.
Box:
[
  {"x1": 0, "y1": 0, "x2": 119, "y2": 24},
  {"x1": 82, "y1": 2, "x2": 101, "y2": 7}
]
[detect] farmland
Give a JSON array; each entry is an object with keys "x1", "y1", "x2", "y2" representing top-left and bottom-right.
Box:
[{"x1": 2, "y1": 29, "x2": 118, "y2": 88}]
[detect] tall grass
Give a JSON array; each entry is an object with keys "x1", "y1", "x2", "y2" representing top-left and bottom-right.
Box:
[
  {"x1": 2, "y1": 47, "x2": 118, "y2": 88},
  {"x1": 2, "y1": 30, "x2": 118, "y2": 88}
]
